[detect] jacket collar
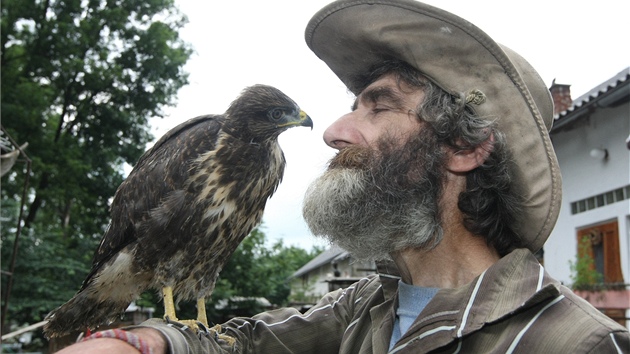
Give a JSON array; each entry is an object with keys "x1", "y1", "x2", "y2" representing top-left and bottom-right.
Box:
[
  {"x1": 376, "y1": 260, "x2": 401, "y2": 301},
  {"x1": 381, "y1": 248, "x2": 562, "y2": 352}
]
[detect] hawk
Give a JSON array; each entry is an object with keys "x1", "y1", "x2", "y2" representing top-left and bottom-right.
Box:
[{"x1": 43, "y1": 84, "x2": 313, "y2": 338}]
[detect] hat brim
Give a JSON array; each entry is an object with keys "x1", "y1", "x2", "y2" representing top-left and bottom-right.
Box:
[{"x1": 305, "y1": 0, "x2": 561, "y2": 252}]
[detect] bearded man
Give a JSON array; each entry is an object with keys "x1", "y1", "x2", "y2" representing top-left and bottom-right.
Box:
[{"x1": 58, "y1": 1, "x2": 629, "y2": 353}]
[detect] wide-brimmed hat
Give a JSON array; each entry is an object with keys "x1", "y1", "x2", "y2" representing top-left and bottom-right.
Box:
[{"x1": 305, "y1": 0, "x2": 561, "y2": 252}]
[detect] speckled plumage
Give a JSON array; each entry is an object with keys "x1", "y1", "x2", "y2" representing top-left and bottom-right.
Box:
[{"x1": 43, "y1": 85, "x2": 312, "y2": 338}]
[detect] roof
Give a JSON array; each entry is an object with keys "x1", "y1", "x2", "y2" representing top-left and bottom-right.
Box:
[
  {"x1": 215, "y1": 297, "x2": 272, "y2": 310},
  {"x1": 552, "y1": 67, "x2": 630, "y2": 132},
  {"x1": 291, "y1": 245, "x2": 349, "y2": 278}
]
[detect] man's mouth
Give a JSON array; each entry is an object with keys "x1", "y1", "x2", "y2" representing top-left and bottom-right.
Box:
[{"x1": 328, "y1": 146, "x2": 374, "y2": 170}]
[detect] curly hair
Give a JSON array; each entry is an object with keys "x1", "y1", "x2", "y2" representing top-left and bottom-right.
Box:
[{"x1": 351, "y1": 60, "x2": 525, "y2": 256}]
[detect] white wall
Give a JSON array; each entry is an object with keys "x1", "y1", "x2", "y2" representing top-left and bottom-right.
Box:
[
  {"x1": 545, "y1": 102, "x2": 630, "y2": 285},
  {"x1": 291, "y1": 256, "x2": 376, "y2": 300}
]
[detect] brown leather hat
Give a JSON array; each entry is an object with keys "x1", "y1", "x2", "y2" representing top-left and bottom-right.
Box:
[{"x1": 305, "y1": 0, "x2": 562, "y2": 252}]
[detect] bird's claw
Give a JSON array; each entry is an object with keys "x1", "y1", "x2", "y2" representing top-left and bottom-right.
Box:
[
  {"x1": 177, "y1": 319, "x2": 202, "y2": 333},
  {"x1": 210, "y1": 324, "x2": 236, "y2": 347},
  {"x1": 164, "y1": 316, "x2": 203, "y2": 333},
  {"x1": 196, "y1": 321, "x2": 211, "y2": 335}
]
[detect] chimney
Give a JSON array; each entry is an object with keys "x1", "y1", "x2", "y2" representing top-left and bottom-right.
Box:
[{"x1": 549, "y1": 79, "x2": 573, "y2": 115}]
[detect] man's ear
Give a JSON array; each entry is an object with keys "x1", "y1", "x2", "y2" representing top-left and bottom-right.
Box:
[{"x1": 446, "y1": 133, "x2": 495, "y2": 173}]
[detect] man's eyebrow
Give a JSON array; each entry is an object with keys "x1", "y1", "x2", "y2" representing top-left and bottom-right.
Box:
[{"x1": 352, "y1": 86, "x2": 404, "y2": 111}]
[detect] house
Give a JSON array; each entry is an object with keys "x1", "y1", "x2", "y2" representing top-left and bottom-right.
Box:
[
  {"x1": 290, "y1": 245, "x2": 376, "y2": 307},
  {"x1": 545, "y1": 67, "x2": 630, "y2": 327},
  {"x1": 214, "y1": 296, "x2": 274, "y2": 323}
]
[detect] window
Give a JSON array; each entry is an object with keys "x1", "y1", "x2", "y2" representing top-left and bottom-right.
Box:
[
  {"x1": 577, "y1": 221, "x2": 623, "y2": 286},
  {"x1": 570, "y1": 185, "x2": 630, "y2": 215},
  {"x1": 576, "y1": 221, "x2": 625, "y2": 326}
]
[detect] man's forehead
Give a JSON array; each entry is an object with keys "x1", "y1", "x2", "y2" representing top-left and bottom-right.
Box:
[
  {"x1": 361, "y1": 74, "x2": 400, "y2": 92},
  {"x1": 353, "y1": 74, "x2": 423, "y2": 107}
]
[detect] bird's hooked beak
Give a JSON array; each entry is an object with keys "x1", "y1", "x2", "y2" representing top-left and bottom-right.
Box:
[{"x1": 278, "y1": 110, "x2": 313, "y2": 130}]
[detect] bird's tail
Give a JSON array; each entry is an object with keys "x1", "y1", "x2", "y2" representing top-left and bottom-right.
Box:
[
  {"x1": 43, "y1": 290, "x2": 131, "y2": 339},
  {"x1": 43, "y1": 247, "x2": 150, "y2": 338}
]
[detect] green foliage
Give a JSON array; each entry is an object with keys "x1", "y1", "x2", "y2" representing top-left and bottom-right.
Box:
[
  {"x1": 1, "y1": 0, "x2": 191, "y2": 330},
  {"x1": 209, "y1": 227, "x2": 320, "y2": 319},
  {"x1": 569, "y1": 236, "x2": 604, "y2": 291},
  {"x1": 1, "y1": 229, "x2": 93, "y2": 322}
]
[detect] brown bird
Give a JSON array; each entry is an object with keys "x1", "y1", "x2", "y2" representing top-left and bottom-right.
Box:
[{"x1": 43, "y1": 84, "x2": 313, "y2": 338}]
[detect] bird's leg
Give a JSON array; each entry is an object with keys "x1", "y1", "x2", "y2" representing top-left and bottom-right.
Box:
[
  {"x1": 162, "y1": 287, "x2": 201, "y2": 331},
  {"x1": 196, "y1": 297, "x2": 209, "y2": 327},
  {"x1": 162, "y1": 288, "x2": 233, "y2": 346},
  {"x1": 198, "y1": 297, "x2": 236, "y2": 347},
  {"x1": 162, "y1": 286, "x2": 179, "y2": 322}
]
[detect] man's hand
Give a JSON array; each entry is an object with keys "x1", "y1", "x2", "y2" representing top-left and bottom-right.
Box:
[{"x1": 55, "y1": 328, "x2": 167, "y2": 354}]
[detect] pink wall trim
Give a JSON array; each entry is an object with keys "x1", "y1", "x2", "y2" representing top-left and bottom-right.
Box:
[{"x1": 575, "y1": 290, "x2": 630, "y2": 309}]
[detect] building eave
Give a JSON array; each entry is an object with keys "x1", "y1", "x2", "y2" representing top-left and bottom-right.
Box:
[{"x1": 551, "y1": 68, "x2": 630, "y2": 133}]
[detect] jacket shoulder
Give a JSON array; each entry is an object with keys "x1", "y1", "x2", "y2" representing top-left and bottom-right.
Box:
[{"x1": 536, "y1": 286, "x2": 630, "y2": 352}]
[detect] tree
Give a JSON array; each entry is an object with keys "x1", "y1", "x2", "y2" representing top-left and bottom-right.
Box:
[
  {"x1": 217, "y1": 227, "x2": 320, "y2": 306},
  {"x1": 203, "y1": 227, "x2": 321, "y2": 320},
  {"x1": 1, "y1": 0, "x2": 191, "y2": 330}
]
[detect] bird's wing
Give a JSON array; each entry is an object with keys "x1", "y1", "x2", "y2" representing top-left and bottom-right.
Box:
[
  {"x1": 134, "y1": 114, "x2": 220, "y2": 169},
  {"x1": 82, "y1": 114, "x2": 225, "y2": 286}
]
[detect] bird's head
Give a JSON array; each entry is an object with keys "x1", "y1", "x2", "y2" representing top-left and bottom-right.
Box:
[{"x1": 225, "y1": 84, "x2": 313, "y2": 141}]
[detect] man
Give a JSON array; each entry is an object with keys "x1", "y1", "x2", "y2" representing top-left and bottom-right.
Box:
[{"x1": 58, "y1": 0, "x2": 630, "y2": 353}]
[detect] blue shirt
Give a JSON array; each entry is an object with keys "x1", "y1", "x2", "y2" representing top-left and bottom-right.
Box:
[{"x1": 389, "y1": 280, "x2": 439, "y2": 350}]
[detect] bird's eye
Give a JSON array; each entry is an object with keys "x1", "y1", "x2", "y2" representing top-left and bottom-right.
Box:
[{"x1": 269, "y1": 108, "x2": 285, "y2": 121}]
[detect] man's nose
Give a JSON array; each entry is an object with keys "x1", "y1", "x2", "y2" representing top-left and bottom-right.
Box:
[{"x1": 323, "y1": 112, "x2": 362, "y2": 149}]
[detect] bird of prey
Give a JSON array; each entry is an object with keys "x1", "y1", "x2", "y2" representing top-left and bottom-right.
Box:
[{"x1": 43, "y1": 84, "x2": 313, "y2": 338}]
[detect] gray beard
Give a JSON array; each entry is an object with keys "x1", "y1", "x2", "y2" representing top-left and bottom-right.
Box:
[{"x1": 302, "y1": 130, "x2": 445, "y2": 261}]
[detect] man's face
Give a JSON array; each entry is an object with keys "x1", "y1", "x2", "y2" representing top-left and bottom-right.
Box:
[
  {"x1": 323, "y1": 74, "x2": 424, "y2": 150},
  {"x1": 303, "y1": 74, "x2": 446, "y2": 261}
]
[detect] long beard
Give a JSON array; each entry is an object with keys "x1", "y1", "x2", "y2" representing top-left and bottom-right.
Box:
[{"x1": 302, "y1": 129, "x2": 446, "y2": 261}]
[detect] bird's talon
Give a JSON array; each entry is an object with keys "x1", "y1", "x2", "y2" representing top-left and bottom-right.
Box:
[
  {"x1": 209, "y1": 324, "x2": 236, "y2": 347},
  {"x1": 196, "y1": 321, "x2": 210, "y2": 335},
  {"x1": 176, "y1": 319, "x2": 201, "y2": 332},
  {"x1": 218, "y1": 333, "x2": 236, "y2": 347},
  {"x1": 210, "y1": 324, "x2": 222, "y2": 333}
]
